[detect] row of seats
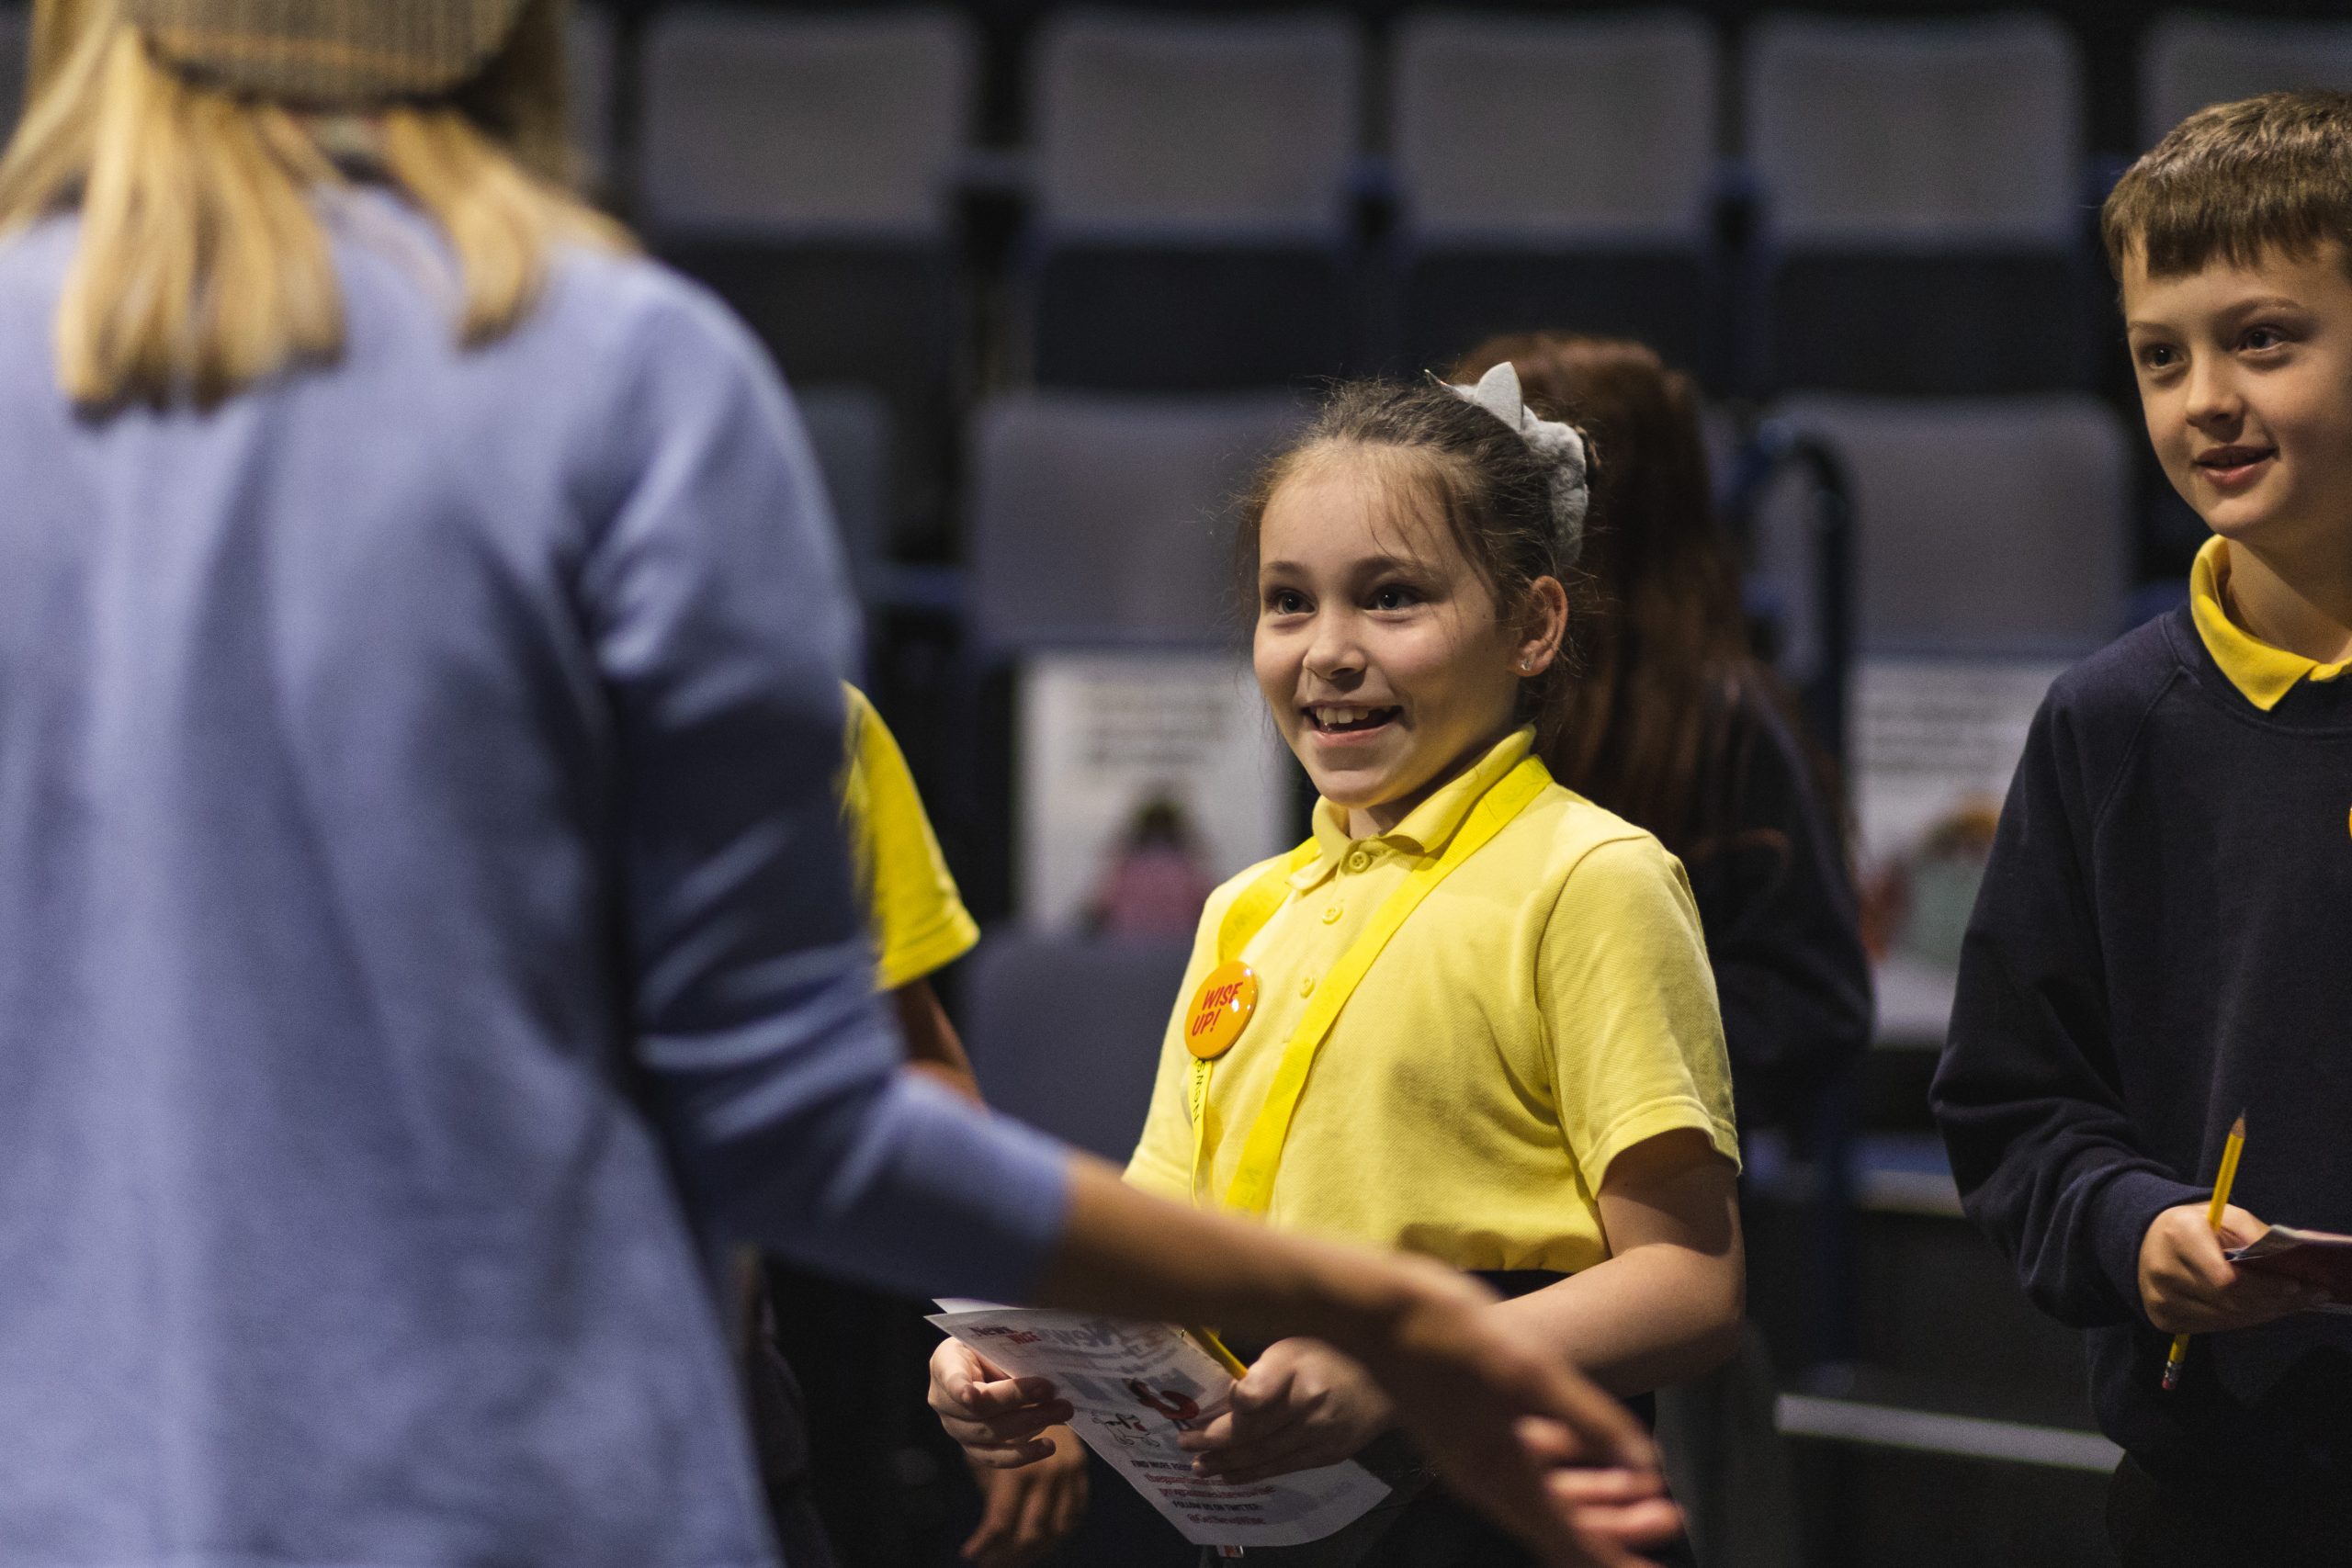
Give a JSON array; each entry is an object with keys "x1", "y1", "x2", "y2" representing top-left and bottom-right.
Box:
[
  {"x1": 806, "y1": 387, "x2": 2130, "y2": 664},
  {"x1": 617, "y1": 7, "x2": 2352, "y2": 404},
  {"x1": 11, "y1": 7, "x2": 2346, "y2": 195},
  {"x1": 0, "y1": 9, "x2": 2329, "y2": 434},
  {"x1": 629, "y1": 6, "x2": 2352, "y2": 231}
]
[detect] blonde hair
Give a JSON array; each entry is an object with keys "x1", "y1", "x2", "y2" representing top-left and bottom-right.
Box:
[{"x1": 0, "y1": 0, "x2": 630, "y2": 408}]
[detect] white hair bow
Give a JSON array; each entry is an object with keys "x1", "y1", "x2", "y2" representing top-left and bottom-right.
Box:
[{"x1": 1440, "y1": 361, "x2": 1590, "y2": 567}]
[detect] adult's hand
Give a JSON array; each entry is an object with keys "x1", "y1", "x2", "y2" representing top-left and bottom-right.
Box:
[
  {"x1": 1341, "y1": 1259, "x2": 1682, "y2": 1567},
  {"x1": 1027, "y1": 1159, "x2": 1684, "y2": 1566},
  {"x1": 961, "y1": 1428, "x2": 1089, "y2": 1567},
  {"x1": 2139, "y1": 1203, "x2": 2324, "y2": 1333}
]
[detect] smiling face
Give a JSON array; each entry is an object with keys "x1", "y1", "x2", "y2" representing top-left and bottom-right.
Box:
[
  {"x1": 2123, "y1": 242, "x2": 2352, "y2": 555},
  {"x1": 1251, "y1": 448, "x2": 1563, "y2": 837}
]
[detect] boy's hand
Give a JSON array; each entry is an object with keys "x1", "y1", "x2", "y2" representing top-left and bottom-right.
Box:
[
  {"x1": 1177, "y1": 1337, "x2": 1395, "y2": 1483},
  {"x1": 2137, "y1": 1202, "x2": 2326, "y2": 1333},
  {"x1": 929, "y1": 1339, "x2": 1076, "y2": 1468},
  {"x1": 961, "y1": 1430, "x2": 1089, "y2": 1567}
]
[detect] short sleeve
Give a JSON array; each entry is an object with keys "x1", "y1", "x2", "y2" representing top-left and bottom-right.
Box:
[
  {"x1": 1539, "y1": 835, "x2": 1741, "y2": 1187},
  {"x1": 837, "y1": 685, "x2": 979, "y2": 991}
]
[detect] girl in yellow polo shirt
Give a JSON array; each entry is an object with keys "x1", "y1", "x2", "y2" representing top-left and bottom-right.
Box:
[{"x1": 933, "y1": 367, "x2": 1738, "y2": 1567}]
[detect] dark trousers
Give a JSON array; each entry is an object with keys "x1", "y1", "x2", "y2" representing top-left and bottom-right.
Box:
[
  {"x1": 2107, "y1": 1453, "x2": 2349, "y2": 1566},
  {"x1": 738, "y1": 1269, "x2": 842, "y2": 1568}
]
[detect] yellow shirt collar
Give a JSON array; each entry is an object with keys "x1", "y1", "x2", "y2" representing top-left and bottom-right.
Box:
[
  {"x1": 1295, "y1": 727, "x2": 1537, "y2": 888},
  {"x1": 2188, "y1": 536, "x2": 2352, "y2": 712}
]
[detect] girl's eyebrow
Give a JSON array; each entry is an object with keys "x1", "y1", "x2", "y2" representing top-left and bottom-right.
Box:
[
  {"x1": 1354, "y1": 551, "x2": 1439, "y2": 579},
  {"x1": 1259, "y1": 551, "x2": 1435, "y2": 579}
]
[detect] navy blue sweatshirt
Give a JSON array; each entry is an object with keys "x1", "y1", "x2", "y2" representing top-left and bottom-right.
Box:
[{"x1": 1933, "y1": 605, "x2": 2352, "y2": 1490}]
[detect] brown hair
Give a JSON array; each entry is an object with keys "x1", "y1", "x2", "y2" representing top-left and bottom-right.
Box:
[
  {"x1": 2102, "y1": 90, "x2": 2352, "y2": 281},
  {"x1": 1450, "y1": 333, "x2": 1829, "y2": 862},
  {"x1": 0, "y1": 0, "x2": 628, "y2": 409},
  {"x1": 1235, "y1": 377, "x2": 1591, "y2": 749}
]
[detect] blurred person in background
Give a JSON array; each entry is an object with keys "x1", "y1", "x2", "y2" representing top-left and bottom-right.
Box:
[
  {"x1": 0, "y1": 0, "x2": 1696, "y2": 1563},
  {"x1": 1449, "y1": 334, "x2": 1872, "y2": 1134},
  {"x1": 1449, "y1": 335, "x2": 1872, "y2": 1568},
  {"x1": 1086, "y1": 795, "x2": 1219, "y2": 939}
]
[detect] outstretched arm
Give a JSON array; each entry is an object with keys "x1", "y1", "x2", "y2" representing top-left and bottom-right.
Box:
[
  {"x1": 994, "y1": 1163, "x2": 1682, "y2": 1567},
  {"x1": 588, "y1": 295, "x2": 1675, "y2": 1566}
]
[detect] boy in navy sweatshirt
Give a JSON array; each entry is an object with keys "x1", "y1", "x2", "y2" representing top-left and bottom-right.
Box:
[{"x1": 1931, "y1": 91, "x2": 2352, "y2": 1562}]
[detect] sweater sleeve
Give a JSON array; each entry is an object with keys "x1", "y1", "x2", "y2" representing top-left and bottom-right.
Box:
[
  {"x1": 580, "y1": 277, "x2": 1068, "y2": 1303},
  {"x1": 1931, "y1": 692, "x2": 2200, "y2": 1329}
]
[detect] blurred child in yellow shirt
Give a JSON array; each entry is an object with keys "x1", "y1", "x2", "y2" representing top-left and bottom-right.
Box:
[{"x1": 747, "y1": 686, "x2": 1087, "y2": 1568}]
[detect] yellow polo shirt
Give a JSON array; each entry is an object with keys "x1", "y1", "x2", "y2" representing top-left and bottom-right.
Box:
[
  {"x1": 2189, "y1": 536, "x2": 2352, "y2": 710},
  {"x1": 1125, "y1": 728, "x2": 1737, "y2": 1275},
  {"x1": 838, "y1": 685, "x2": 978, "y2": 991}
]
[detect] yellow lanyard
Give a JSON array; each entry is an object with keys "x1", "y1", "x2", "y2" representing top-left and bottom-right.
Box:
[{"x1": 1184, "y1": 755, "x2": 1551, "y2": 1215}]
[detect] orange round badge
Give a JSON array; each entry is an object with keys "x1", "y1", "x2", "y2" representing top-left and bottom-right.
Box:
[{"x1": 1184, "y1": 961, "x2": 1258, "y2": 1060}]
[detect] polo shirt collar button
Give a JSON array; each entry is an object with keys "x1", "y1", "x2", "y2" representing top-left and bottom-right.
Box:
[
  {"x1": 1344, "y1": 849, "x2": 1372, "y2": 873},
  {"x1": 1297, "y1": 975, "x2": 1317, "y2": 998}
]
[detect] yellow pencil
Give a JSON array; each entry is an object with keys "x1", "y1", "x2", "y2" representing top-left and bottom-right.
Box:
[
  {"x1": 1187, "y1": 1325, "x2": 1252, "y2": 1380},
  {"x1": 2162, "y1": 1112, "x2": 2246, "y2": 1392}
]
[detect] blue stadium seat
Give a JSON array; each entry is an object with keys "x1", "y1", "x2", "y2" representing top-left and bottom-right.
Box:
[
  {"x1": 791, "y1": 384, "x2": 895, "y2": 606},
  {"x1": 1023, "y1": 12, "x2": 1364, "y2": 389},
  {"x1": 1755, "y1": 394, "x2": 2130, "y2": 661},
  {"x1": 1386, "y1": 11, "x2": 1725, "y2": 382},
  {"x1": 1, "y1": 5, "x2": 27, "y2": 139},
  {"x1": 960, "y1": 931, "x2": 1191, "y2": 1164},
  {"x1": 965, "y1": 390, "x2": 1306, "y2": 655},
  {"x1": 1745, "y1": 16, "x2": 2095, "y2": 395},
  {"x1": 638, "y1": 6, "x2": 974, "y2": 525},
  {"x1": 565, "y1": 4, "x2": 616, "y2": 199},
  {"x1": 2140, "y1": 13, "x2": 2352, "y2": 150}
]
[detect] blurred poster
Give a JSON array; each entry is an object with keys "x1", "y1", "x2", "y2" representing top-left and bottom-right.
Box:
[
  {"x1": 1019, "y1": 652, "x2": 1295, "y2": 935},
  {"x1": 1851, "y1": 657, "x2": 2065, "y2": 1042}
]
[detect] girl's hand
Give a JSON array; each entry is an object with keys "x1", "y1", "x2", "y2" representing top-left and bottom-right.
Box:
[
  {"x1": 928, "y1": 1339, "x2": 1076, "y2": 1469},
  {"x1": 961, "y1": 1428, "x2": 1090, "y2": 1567},
  {"x1": 1177, "y1": 1337, "x2": 1395, "y2": 1483},
  {"x1": 2138, "y1": 1203, "x2": 2326, "y2": 1334}
]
